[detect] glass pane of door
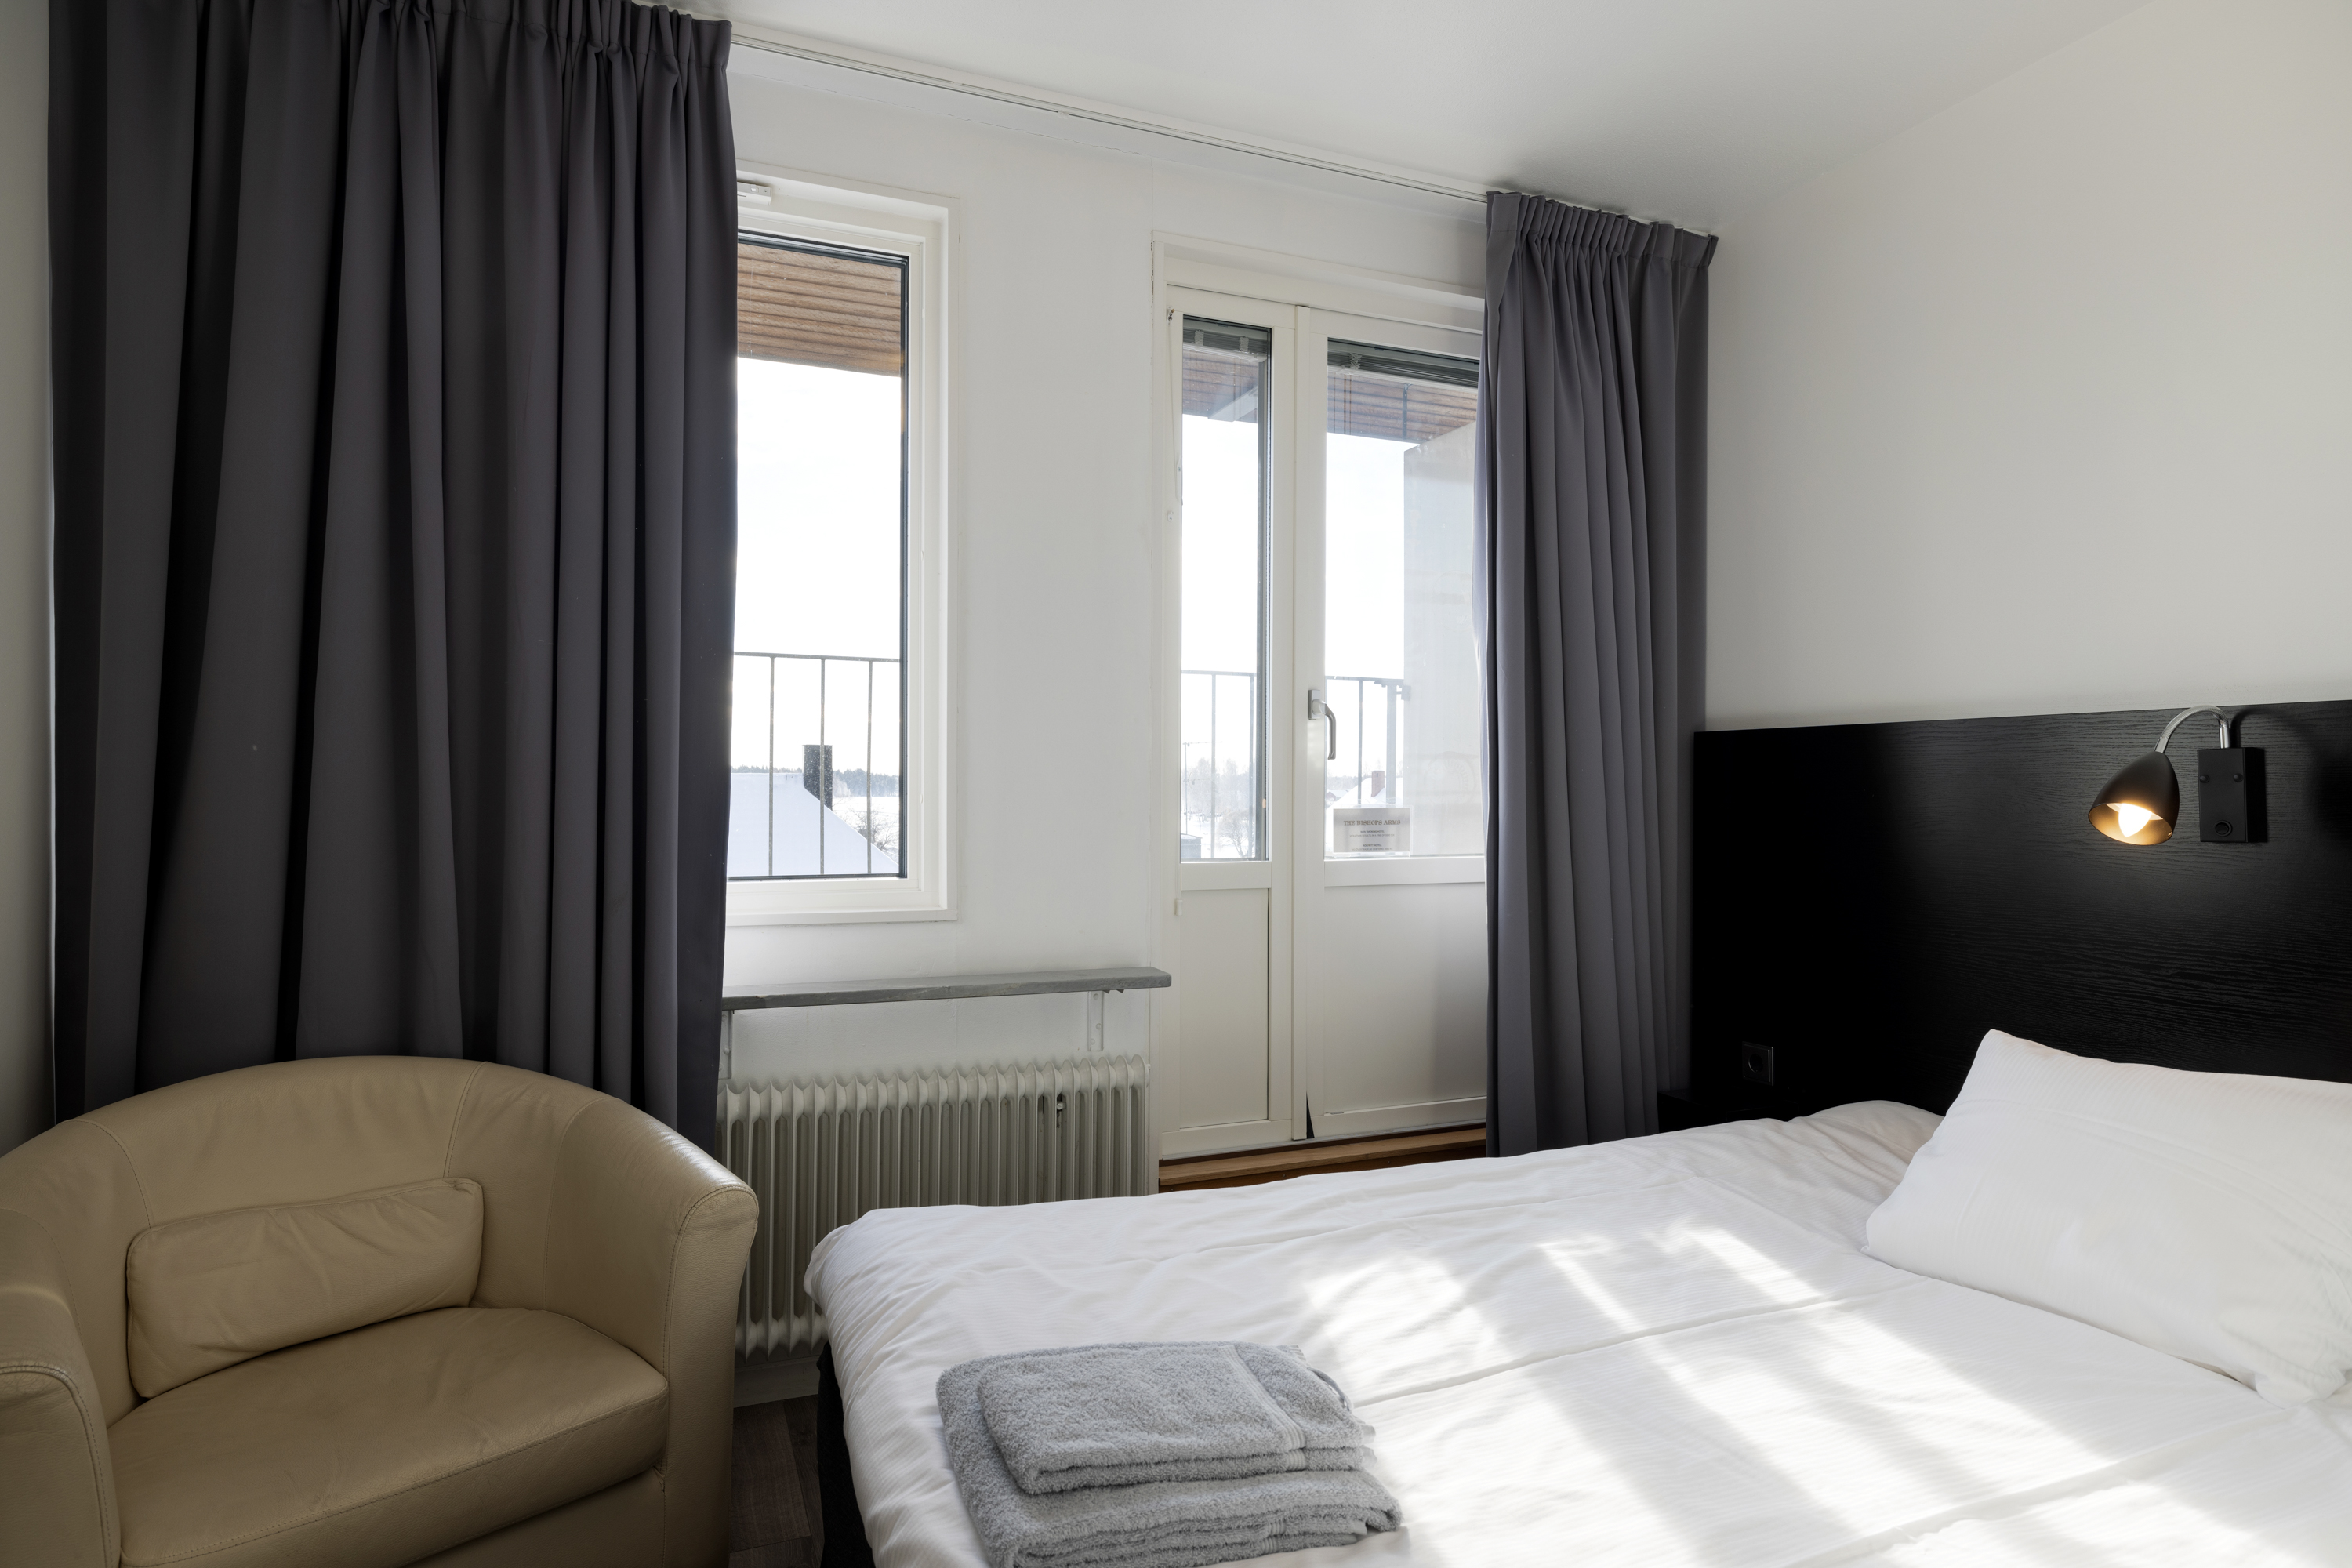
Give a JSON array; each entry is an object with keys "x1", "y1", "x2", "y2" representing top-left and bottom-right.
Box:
[
  {"x1": 731, "y1": 236, "x2": 908, "y2": 879},
  {"x1": 1179, "y1": 318, "x2": 1272, "y2": 861},
  {"x1": 1323, "y1": 339, "x2": 1480, "y2": 858}
]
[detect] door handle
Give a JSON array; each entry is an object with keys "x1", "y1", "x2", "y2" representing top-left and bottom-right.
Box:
[{"x1": 1308, "y1": 689, "x2": 1335, "y2": 761}]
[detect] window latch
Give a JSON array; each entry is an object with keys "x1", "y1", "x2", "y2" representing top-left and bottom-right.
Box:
[{"x1": 1308, "y1": 689, "x2": 1335, "y2": 761}]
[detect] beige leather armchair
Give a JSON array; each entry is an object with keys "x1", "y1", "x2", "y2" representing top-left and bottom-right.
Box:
[{"x1": 0, "y1": 1057, "x2": 757, "y2": 1568}]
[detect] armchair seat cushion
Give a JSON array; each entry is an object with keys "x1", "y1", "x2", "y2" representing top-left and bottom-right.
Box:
[{"x1": 108, "y1": 1306, "x2": 668, "y2": 1568}]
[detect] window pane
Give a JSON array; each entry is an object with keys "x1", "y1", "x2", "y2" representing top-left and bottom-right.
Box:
[
  {"x1": 1324, "y1": 339, "x2": 1480, "y2": 858},
  {"x1": 730, "y1": 238, "x2": 907, "y2": 879},
  {"x1": 1179, "y1": 318, "x2": 1270, "y2": 862}
]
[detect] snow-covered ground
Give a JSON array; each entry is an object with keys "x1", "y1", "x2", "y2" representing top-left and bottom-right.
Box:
[{"x1": 728, "y1": 771, "x2": 899, "y2": 877}]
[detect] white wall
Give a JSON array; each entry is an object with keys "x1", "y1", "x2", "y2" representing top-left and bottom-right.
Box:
[
  {"x1": 1709, "y1": 0, "x2": 2352, "y2": 729},
  {"x1": 721, "y1": 67, "x2": 1482, "y2": 1081},
  {"x1": 0, "y1": 0, "x2": 49, "y2": 1154}
]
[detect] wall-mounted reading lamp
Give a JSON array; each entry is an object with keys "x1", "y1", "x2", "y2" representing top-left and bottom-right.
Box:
[{"x1": 2089, "y1": 706, "x2": 2263, "y2": 845}]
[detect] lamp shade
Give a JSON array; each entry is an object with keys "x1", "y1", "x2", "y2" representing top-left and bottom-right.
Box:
[{"x1": 2088, "y1": 750, "x2": 2180, "y2": 844}]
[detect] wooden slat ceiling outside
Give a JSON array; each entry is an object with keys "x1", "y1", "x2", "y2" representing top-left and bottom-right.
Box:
[
  {"x1": 1182, "y1": 349, "x2": 1263, "y2": 423},
  {"x1": 1327, "y1": 369, "x2": 1478, "y2": 445},
  {"x1": 738, "y1": 241, "x2": 903, "y2": 377},
  {"x1": 1183, "y1": 346, "x2": 1476, "y2": 445}
]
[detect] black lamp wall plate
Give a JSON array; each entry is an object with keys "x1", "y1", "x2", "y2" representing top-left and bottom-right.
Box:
[{"x1": 2198, "y1": 747, "x2": 2264, "y2": 842}]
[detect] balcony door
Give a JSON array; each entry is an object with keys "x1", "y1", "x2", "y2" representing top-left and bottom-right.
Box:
[
  {"x1": 1162, "y1": 279, "x2": 1486, "y2": 1160},
  {"x1": 1165, "y1": 292, "x2": 1297, "y2": 1155},
  {"x1": 1295, "y1": 313, "x2": 1486, "y2": 1141}
]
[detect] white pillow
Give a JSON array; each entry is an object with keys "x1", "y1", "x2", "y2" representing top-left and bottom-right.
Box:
[{"x1": 1865, "y1": 1029, "x2": 2352, "y2": 1404}]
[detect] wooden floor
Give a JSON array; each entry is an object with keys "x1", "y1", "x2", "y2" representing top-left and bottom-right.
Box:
[
  {"x1": 1157, "y1": 1124, "x2": 1486, "y2": 1192},
  {"x1": 731, "y1": 1396, "x2": 823, "y2": 1567}
]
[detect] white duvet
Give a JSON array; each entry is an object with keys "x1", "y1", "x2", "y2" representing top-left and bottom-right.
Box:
[{"x1": 808, "y1": 1104, "x2": 2352, "y2": 1566}]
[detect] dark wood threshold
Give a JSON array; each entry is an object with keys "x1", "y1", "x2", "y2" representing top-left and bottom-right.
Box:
[{"x1": 1158, "y1": 1125, "x2": 1486, "y2": 1192}]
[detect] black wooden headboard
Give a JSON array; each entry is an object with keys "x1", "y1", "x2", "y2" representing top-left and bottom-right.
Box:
[{"x1": 1690, "y1": 700, "x2": 2352, "y2": 1119}]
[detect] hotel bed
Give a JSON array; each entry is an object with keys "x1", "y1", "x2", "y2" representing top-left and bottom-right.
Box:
[
  {"x1": 808, "y1": 1099, "x2": 2352, "y2": 1566},
  {"x1": 810, "y1": 703, "x2": 2352, "y2": 1565}
]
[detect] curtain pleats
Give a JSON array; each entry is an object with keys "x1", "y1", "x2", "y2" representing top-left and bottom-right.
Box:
[
  {"x1": 1477, "y1": 192, "x2": 1714, "y2": 1155},
  {"x1": 49, "y1": 0, "x2": 736, "y2": 1145}
]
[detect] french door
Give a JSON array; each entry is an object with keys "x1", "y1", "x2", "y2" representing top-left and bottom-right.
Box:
[{"x1": 1162, "y1": 280, "x2": 1486, "y2": 1159}]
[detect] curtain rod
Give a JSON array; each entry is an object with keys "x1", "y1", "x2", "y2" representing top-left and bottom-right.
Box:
[{"x1": 724, "y1": 29, "x2": 1501, "y2": 209}]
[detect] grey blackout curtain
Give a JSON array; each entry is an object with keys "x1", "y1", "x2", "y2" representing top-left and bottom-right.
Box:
[
  {"x1": 49, "y1": 0, "x2": 738, "y2": 1145},
  {"x1": 1477, "y1": 192, "x2": 1715, "y2": 1156}
]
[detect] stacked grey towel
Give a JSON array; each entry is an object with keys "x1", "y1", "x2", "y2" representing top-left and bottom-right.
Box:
[{"x1": 939, "y1": 1341, "x2": 1401, "y2": 1568}]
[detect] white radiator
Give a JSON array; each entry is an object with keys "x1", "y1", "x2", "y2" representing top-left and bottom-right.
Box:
[{"x1": 720, "y1": 1055, "x2": 1152, "y2": 1357}]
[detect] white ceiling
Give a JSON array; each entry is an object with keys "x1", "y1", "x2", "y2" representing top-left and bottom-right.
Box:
[{"x1": 706, "y1": 0, "x2": 2153, "y2": 228}]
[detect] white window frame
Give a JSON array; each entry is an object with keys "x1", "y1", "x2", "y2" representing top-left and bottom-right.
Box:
[
  {"x1": 1150, "y1": 238, "x2": 1486, "y2": 1159},
  {"x1": 1306, "y1": 303, "x2": 1486, "y2": 884},
  {"x1": 727, "y1": 164, "x2": 955, "y2": 924},
  {"x1": 1152, "y1": 238, "x2": 1488, "y2": 901}
]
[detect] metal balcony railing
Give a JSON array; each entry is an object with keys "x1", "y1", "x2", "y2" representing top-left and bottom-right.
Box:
[
  {"x1": 1179, "y1": 668, "x2": 1260, "y2": 860},
  {"x1": 1325, "y1": 674, "x2": 1406, "y2": 808},
  {"x1": 1177, "y1": 670, "x2": 1411, "y2": 860},
  {"x1": 731, "y1": 651, "x2": 902, "y2": 879}
]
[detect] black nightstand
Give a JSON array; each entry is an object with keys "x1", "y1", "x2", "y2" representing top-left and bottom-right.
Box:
[{"x1": 1656, "y1": 1089, "x2": 1773, "y2": 1133}]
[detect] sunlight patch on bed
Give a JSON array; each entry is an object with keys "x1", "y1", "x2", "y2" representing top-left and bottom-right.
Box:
[
  {"x1": 1670, "y1": 1223, "x2": 1824, "y2": 1307},
  {"x1": 1642, "y1": 1225, "x2": 2306, "y2": 1564},
  {"x1": 1304, "y1": 1248, "x2": 1689, "y2": 1555},
  {"x1": 1867, "y1": 1474, "x2": 2301, "y2": 1566},
  {"x1": 1300, "y1": 1251, "x2": 1515, "y2": 1385},
  {"x1": 1545, "y1": 1225, "x2": 2106, "y2": 1527}
]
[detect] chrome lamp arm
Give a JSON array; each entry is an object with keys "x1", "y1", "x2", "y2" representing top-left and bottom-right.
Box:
[{"x1": 2155, "y1": 706, "x2": 2233, "y2": 753}]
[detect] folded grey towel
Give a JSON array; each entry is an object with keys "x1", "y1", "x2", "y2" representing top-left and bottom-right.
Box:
[
  {"x1": 977, "y1": 1341, "x2": 1371, "y2": 1494},
  {"x1": 940, "y1": 1348, "x2": 1401, "y2": 1568}
]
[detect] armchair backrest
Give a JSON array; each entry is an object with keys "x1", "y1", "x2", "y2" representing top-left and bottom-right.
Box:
[{"x1": 0, "y1": 1057, "x2": 637, "y2": 1425}]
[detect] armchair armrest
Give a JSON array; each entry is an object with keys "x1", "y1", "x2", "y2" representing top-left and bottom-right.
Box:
[
  {"x1": 544, "y1": 1098, "x2": 757, "y2": 1566},
  {"x1": 0, "y1": 1208, "x2": 118, "y2": 1568}
]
